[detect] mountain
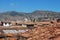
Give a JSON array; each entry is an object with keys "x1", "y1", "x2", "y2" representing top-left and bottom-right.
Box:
[{"x1": 0, "y1": 10, "x2": 60, "y2": 21}]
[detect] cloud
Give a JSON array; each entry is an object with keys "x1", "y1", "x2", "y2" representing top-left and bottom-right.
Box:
[{"x1": 10, "y1": 3, "x2": 15, "y2": 6}]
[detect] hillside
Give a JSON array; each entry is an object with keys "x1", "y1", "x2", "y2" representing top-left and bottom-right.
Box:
[{"x1": 0, "y1": 10, "x2": 60, "y2": 21}]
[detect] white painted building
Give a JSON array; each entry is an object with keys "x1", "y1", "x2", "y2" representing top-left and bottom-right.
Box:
[
  {"x1": 3, "y1": 30, "x2": 28, "y2": 34},
  {"x1": 1, "y1": 21, "x2": 12, "y2": 27},
  {"x1": 3, "y1": 23, "x2": 10, "y2": 27}
]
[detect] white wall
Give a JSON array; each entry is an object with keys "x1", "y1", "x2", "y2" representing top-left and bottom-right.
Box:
[
  {"x1": 3, "y1": 30, "x2": 28, "y2": 34},
  {"x1": 3, "y1": 23, "x2": 11, "y2": 27}
]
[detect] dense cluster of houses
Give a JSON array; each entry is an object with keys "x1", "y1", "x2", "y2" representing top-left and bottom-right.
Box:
[{"x1": 0, "y1": 18, "x2": 60, "y2": 40}]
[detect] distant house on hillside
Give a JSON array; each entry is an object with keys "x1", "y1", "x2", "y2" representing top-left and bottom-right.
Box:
[{"x1": 24, "y1": 18, "x2": 31, "y2": 22}]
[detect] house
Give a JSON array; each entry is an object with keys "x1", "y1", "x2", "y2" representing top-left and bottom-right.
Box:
[
  {"x1": 57, "y1": 19, "x2": 60, "y2": 22},
  {"x1": 0, "y1": 21, "x2": 12, "y2": 27},
  {"x1": 15, "y1": 21, "x2": 35, "y2": 29}
]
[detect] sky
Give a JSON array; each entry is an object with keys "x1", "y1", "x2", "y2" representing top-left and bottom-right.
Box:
[{"x1": 0, "y1": 0, "x2": 60, "y2": 12}]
